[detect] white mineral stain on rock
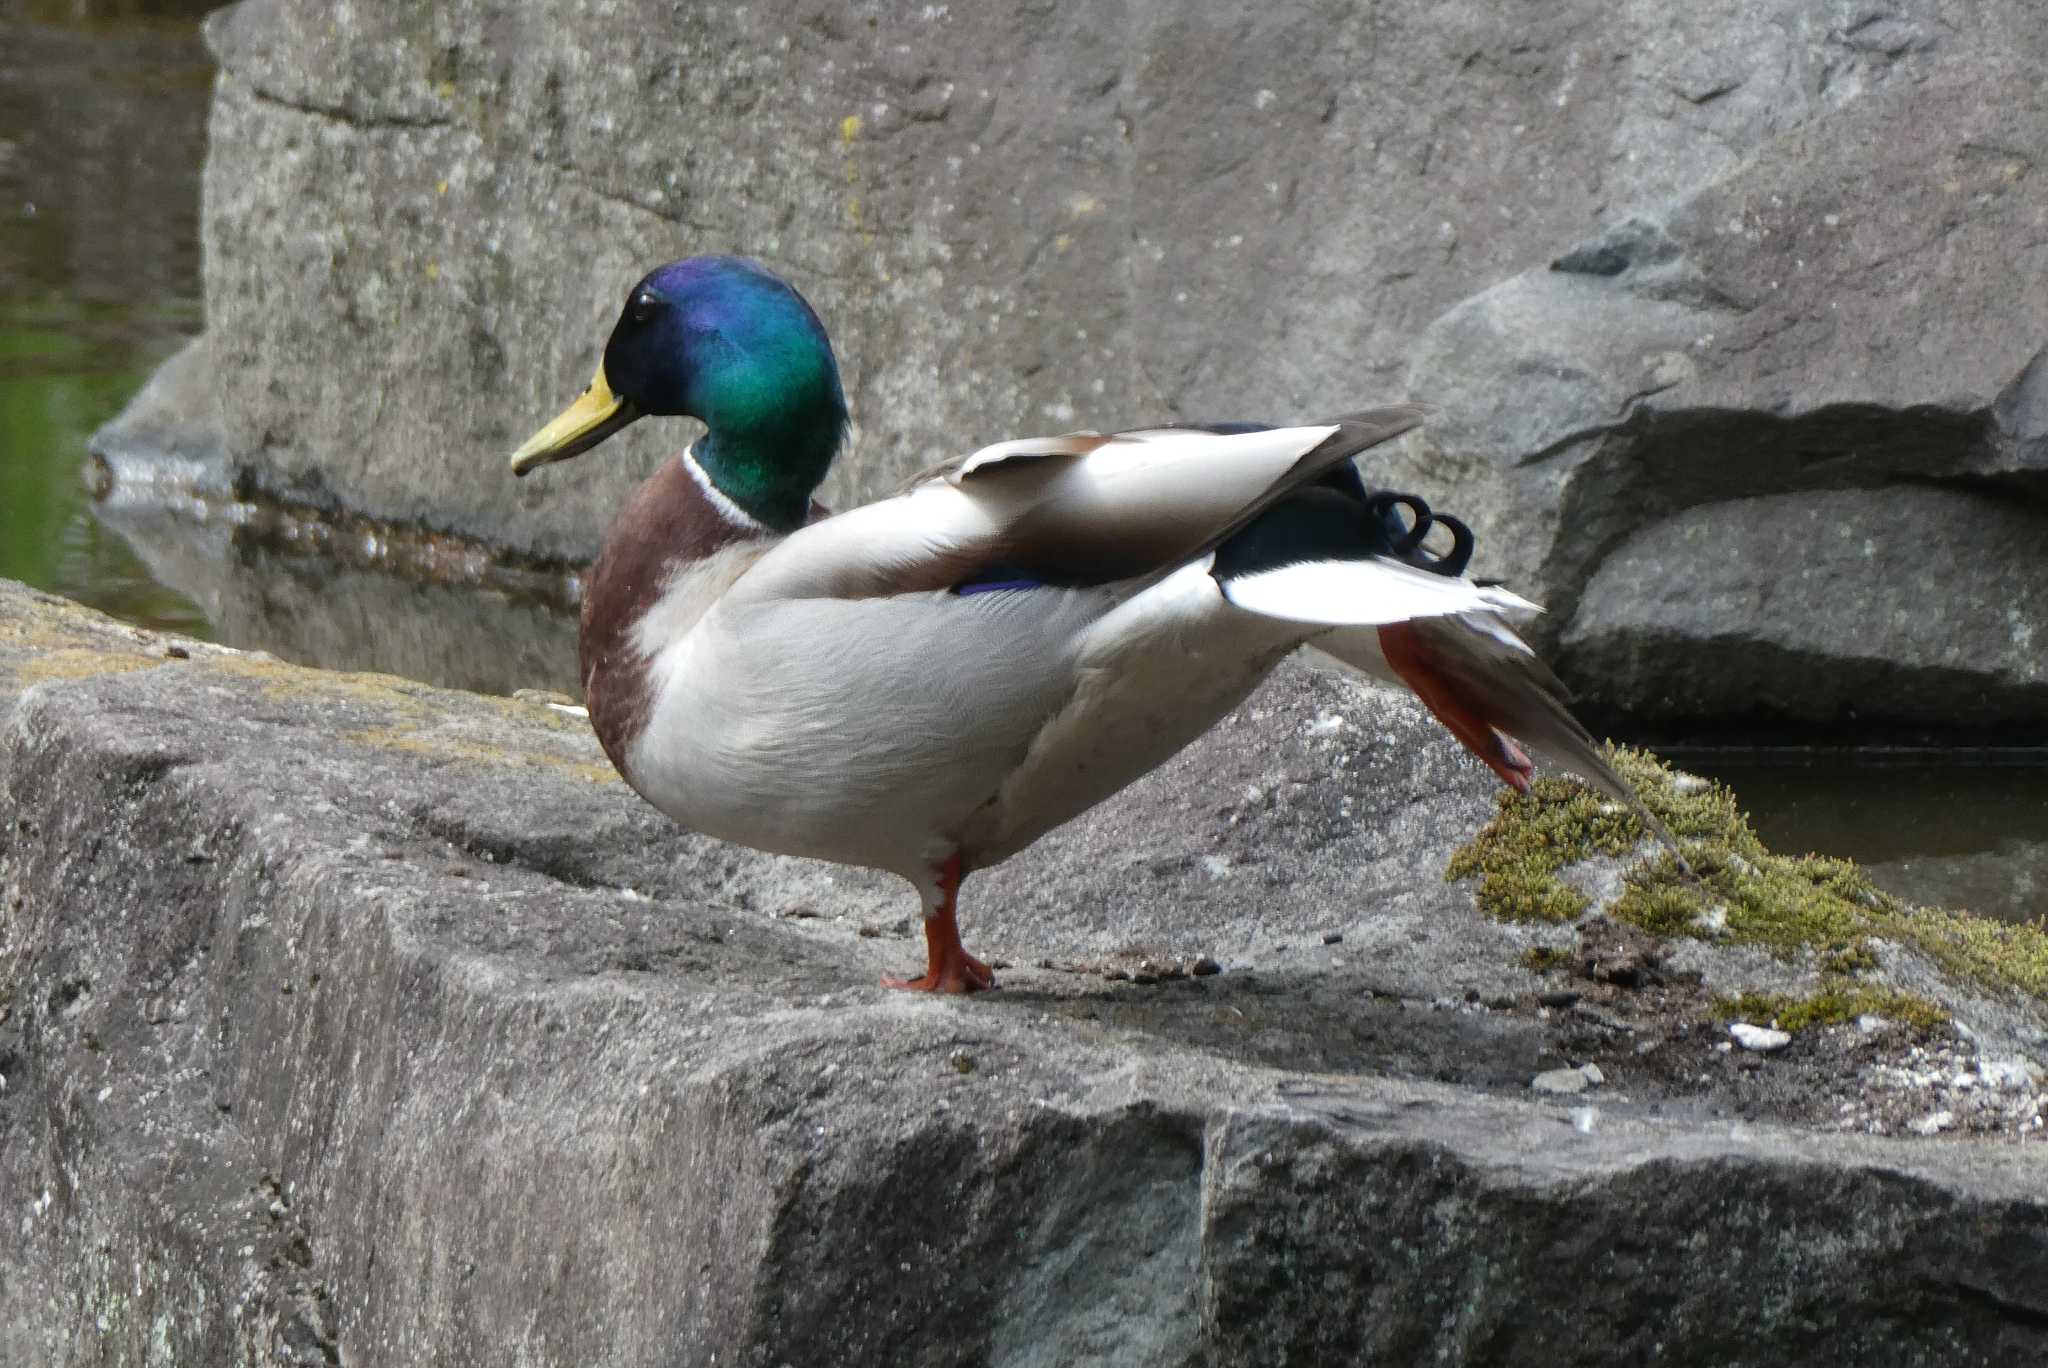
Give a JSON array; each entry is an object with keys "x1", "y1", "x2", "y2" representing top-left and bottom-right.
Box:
[
  {"x1": 1907, "y1": 1110, "x2": 1955, "y2": 1137},
  {"x1": 1979, "y1": 1056, "x2": 2042, "y2": 1091},
  {"x1": 1532, "y1": 1064, "x2": 1604, "y2": 1095},
  {"x1": 1730, "y1": 1023, "x2": 1791, "y2": 1053}
]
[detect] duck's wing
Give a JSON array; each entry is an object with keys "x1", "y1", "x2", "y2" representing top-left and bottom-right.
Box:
[{"x1": 730, "y1": 407, "x2": 1429, "y2": 605}]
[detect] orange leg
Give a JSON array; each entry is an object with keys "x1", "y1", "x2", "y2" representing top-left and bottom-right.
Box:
[
  {"x1": 1379, "y1": 622, "x2": 1536, "y2": 794},
  {"x1": 882, "y1": 853, "x2": 996, "y2": 994}
]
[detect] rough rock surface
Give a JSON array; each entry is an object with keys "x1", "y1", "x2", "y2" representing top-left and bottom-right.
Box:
[
  {"x1": 178, "y1": 0, "x2": 1885, "y2": 556},
  {"x1": 91, "y1": 0, "x2": 2048, "y2": 732},
  {"x1": 3, "y1": 578, "x2": 2045, "y2": 1366},
  {"x1": 1377, "y1": 35, "x2": 2048, "y2": 731},
  {"x1": 1568, "y1": 487, "x2": 2048, "y2": 730}
]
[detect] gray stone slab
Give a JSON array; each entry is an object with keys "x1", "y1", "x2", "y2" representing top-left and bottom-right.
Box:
[
  {"x1": 1566, "y1": 487, "x2": 2048, "y2": 728},
  {"x1": 2, "y1": 580, "x2": 2044, "y2": 1365}
]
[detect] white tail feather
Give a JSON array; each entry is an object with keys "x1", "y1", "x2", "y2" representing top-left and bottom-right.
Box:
[{"x1": 1221, "y1": 556, "x2": 1540, "y2": 628}]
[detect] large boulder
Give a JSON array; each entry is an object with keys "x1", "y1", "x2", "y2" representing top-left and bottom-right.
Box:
[
  {"x1": 1377, "y1": 45, "x2": 2048, "y2": 730},
  {"x1": 2, "y1": 578, "x2": 2045, "y2": 1364},
  {"x1": 1568, "y1": 487, "x2": 2048, "y2": 731},
  {"x1": 97, "y1": 0, "x2": 1949, "y2": 547},
  {"x1": 92, "y1": 0, "x2": 2048, "y2": 730}
]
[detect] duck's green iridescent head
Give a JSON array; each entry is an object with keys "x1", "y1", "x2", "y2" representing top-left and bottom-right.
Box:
[{"x1": 510, "y1": 255, "x2": 848, "y2": 529}]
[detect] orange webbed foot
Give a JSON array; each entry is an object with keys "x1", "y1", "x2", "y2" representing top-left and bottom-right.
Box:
[
  {"x1": 881, "y1": 853, "x2": 996, "y2": 993},
  {"x1": 882, "y1": 949, "x2": 995, "y2": 995}
]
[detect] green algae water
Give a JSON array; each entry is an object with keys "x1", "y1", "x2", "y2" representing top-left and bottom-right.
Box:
[{"x1": 0, "y1": 0, "x2": 214, "y2": 633}]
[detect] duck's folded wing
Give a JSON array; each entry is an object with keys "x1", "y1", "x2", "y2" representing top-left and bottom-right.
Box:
[{"x1": 732, "y1": 407, "x2": 1428, "y2": 603}]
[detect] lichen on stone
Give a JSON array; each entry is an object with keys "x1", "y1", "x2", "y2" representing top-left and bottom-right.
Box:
[
  {"x1": 18, "y1": 648, "x2": 158, "y2": 685},
  {"x1": 339, "y1": 727, "x2": 618, "y2": 786}
]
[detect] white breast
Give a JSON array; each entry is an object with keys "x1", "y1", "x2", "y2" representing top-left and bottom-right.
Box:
[
  {"x1": 624, "y1": 582, "x2": 1115, "y2": 880},
  {"x1": 621, "y1": 551, "x2": 1320, "y2": 885}
]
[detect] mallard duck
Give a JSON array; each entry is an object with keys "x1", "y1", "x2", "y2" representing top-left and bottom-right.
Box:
[{"x1": 510, "y1": 255, "x2": 1667, "y2": 993}]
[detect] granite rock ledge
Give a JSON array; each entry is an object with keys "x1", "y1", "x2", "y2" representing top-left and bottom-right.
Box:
[{"x1": 1, "y1": 579, "x2": 2044, "y2": 1366}]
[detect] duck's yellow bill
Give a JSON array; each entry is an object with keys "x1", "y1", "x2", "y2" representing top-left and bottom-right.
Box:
[{"x1": 509, "y1": 363, "x2": 642, "y2": 476}]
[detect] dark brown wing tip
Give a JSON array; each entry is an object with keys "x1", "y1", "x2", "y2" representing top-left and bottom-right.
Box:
[
  {"x1": 1293, "y1": 404, "x2": 1432, "y2": 475},
  {"x1": 1325, "y1": 402, "x2": 1434, "y2": 442}
]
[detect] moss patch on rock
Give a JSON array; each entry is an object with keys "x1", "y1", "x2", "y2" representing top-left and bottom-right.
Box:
[
  {"x1": 1520, "y1": 945, "x2": 1576, "y2": 974},
  {"x1": 1444, "y1": 746, "x2": 1742, "y2": 925},
  {"x1": 1894, "y1": 906, "x2": 2048, "y2": 1003},
  {"x1": 1450, "y1": 746, "x2": 2048, "y2": 1008},
  {"x1": 1716, "y1": 983, "x2": 1950, "y2": 1035}
]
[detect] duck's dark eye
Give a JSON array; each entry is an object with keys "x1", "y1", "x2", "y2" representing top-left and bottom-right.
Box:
[{"x1": 628, "y1": 290, "x2": 660, "y2": 325}]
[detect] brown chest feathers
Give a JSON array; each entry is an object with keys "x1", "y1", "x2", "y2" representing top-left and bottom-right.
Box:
[{"x1": 578, "y1": 452, "x2": 826, "y2": 777}]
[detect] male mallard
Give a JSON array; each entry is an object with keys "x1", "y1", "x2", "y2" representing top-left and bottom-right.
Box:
[{"x1": 510, "y1": 255, "x2": 1665, "y2": 993}]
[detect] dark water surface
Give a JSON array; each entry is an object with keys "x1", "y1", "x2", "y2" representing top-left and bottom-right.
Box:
[
  {"x1": 1674, "y1": 752, "x2": 2048, "y2": 928},
  {"x1": 0, "y1": 0, "x2": 216, "y2": 631},
  {"x1": 0, "y1": 0, "x2": 585, "y2": 695},
  {"x1": 1, "y1": 2, "x2": 2041, "y2": 927}
]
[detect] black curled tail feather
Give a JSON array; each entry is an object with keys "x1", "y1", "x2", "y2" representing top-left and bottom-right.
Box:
[
  {"x1": 1363, "y1": 492, "x2": 1473, "y2": 577},
  {"x1": 1213, "y1": 478, "x2": 1484, "y2": 582}
]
